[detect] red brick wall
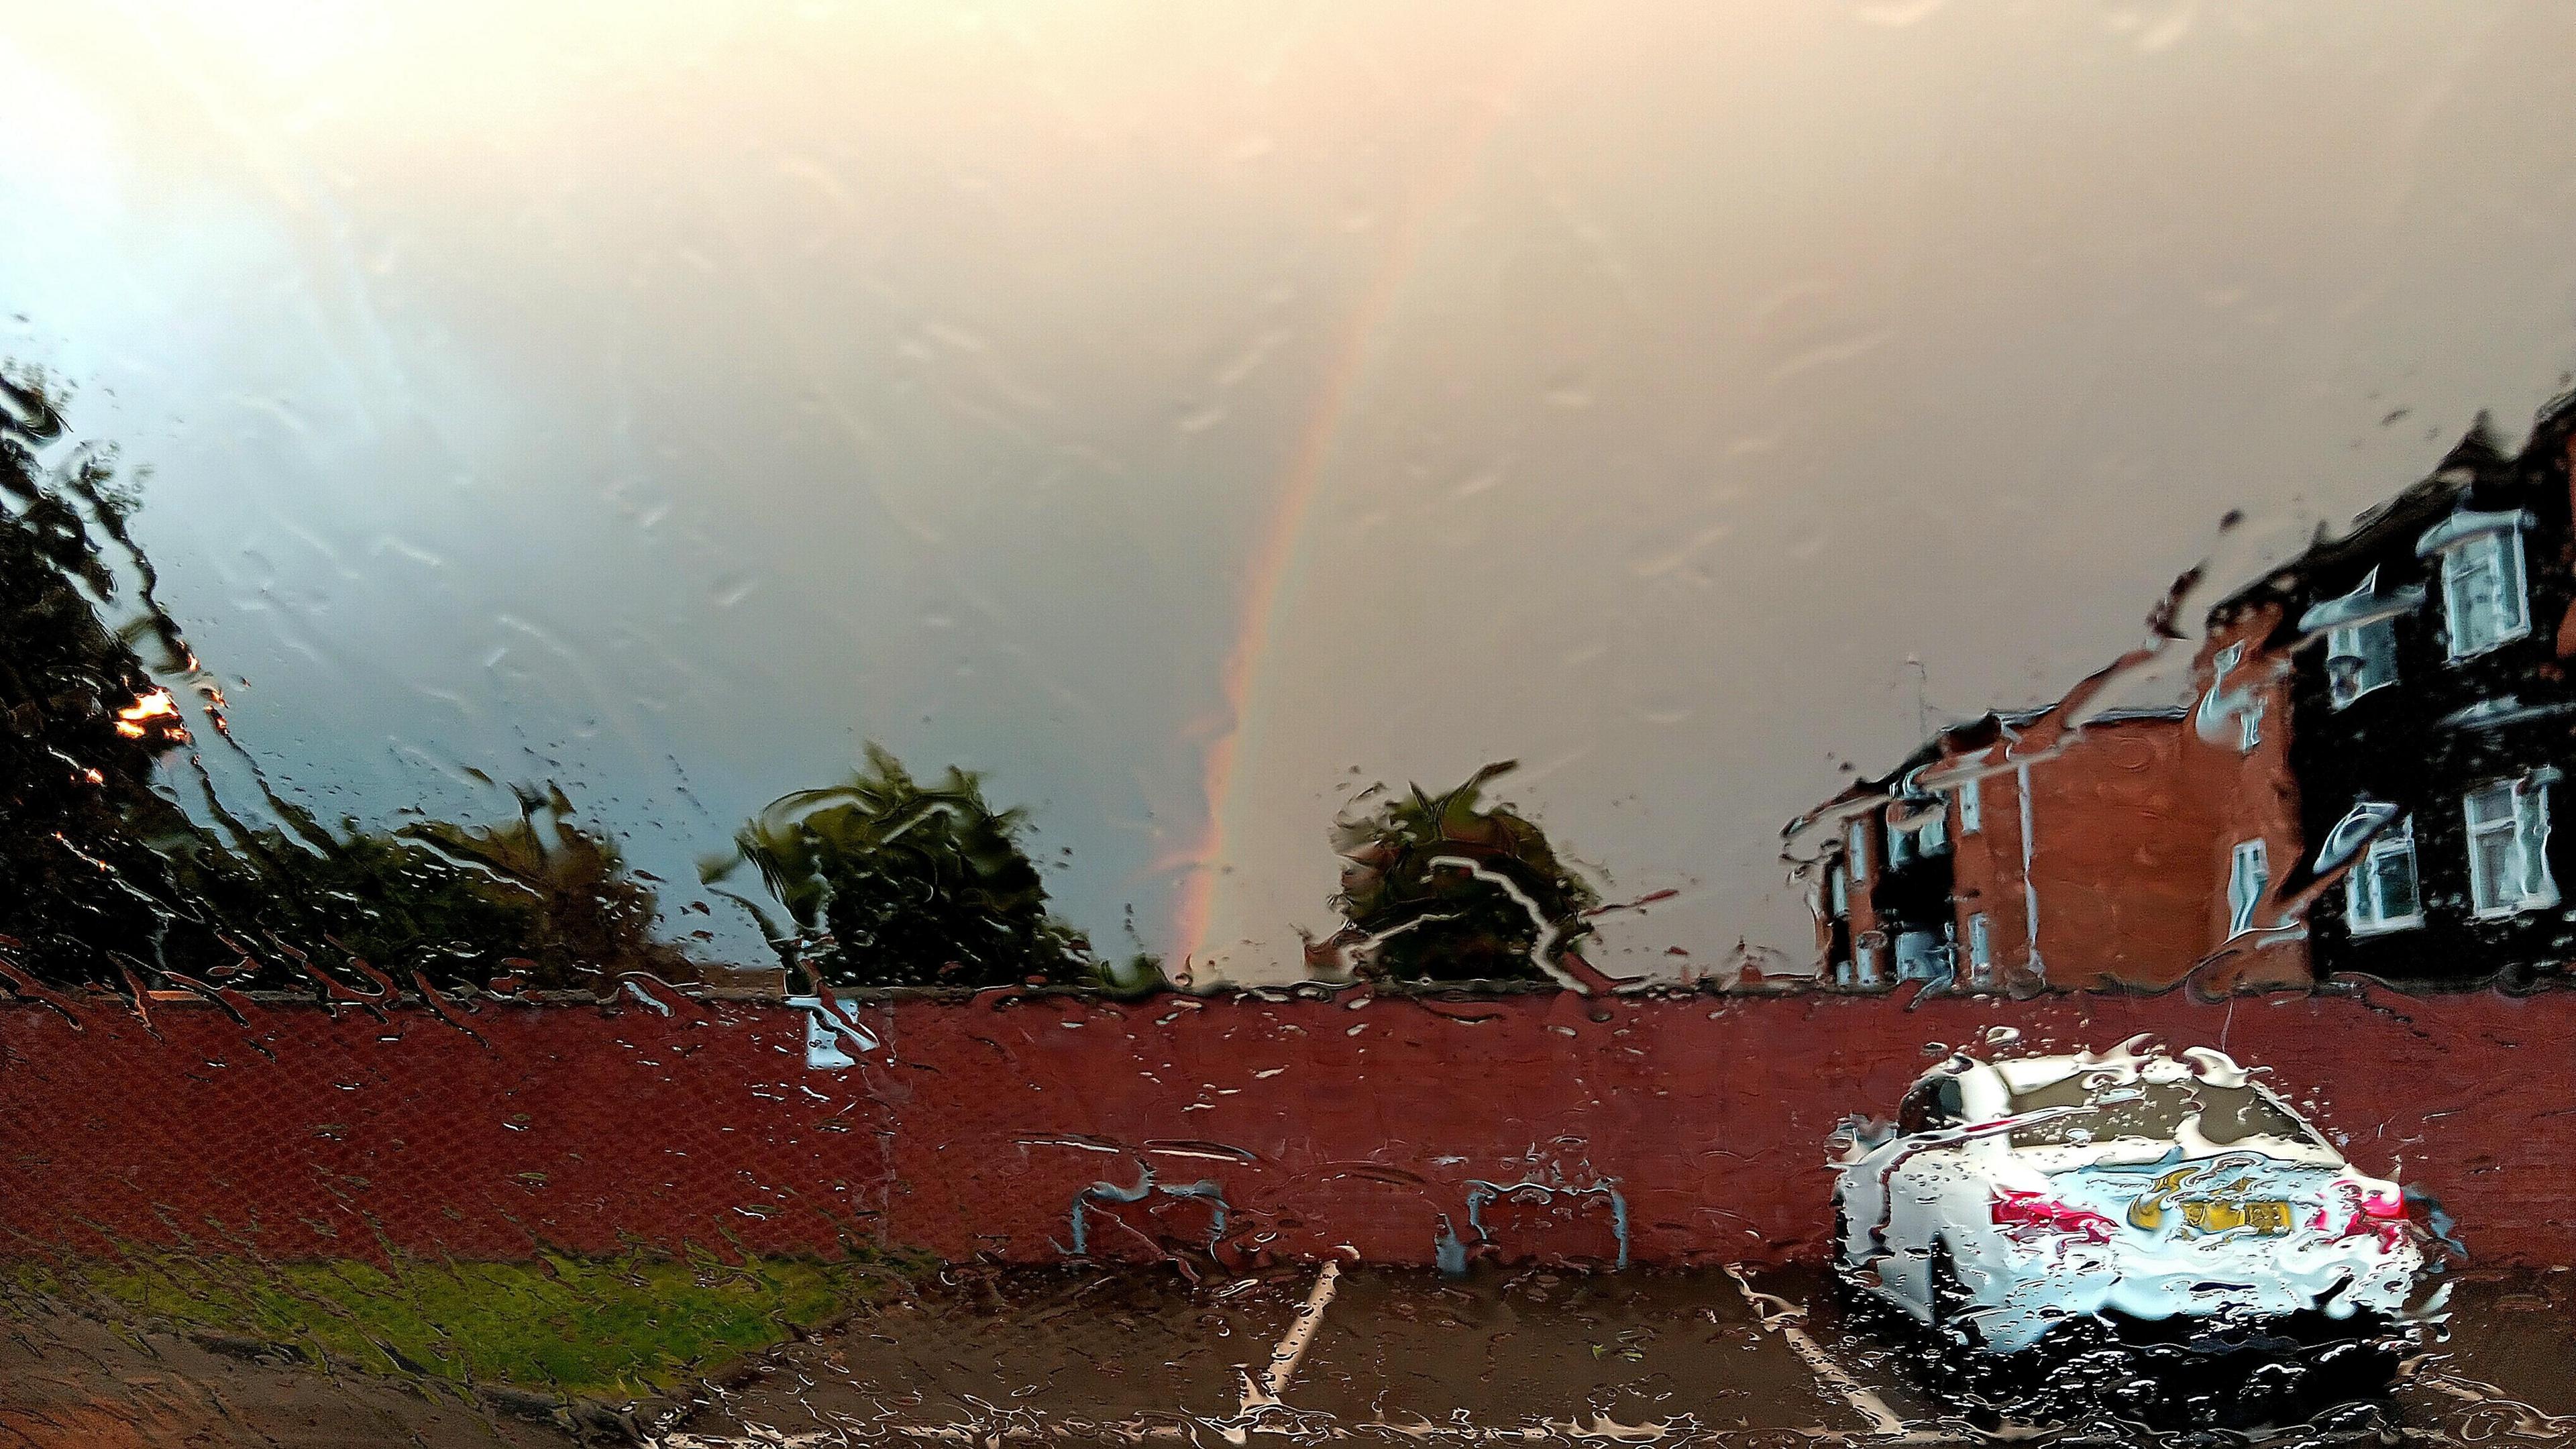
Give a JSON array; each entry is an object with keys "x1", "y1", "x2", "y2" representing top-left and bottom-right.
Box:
[
  {"x1": 1941, "y1": 740, "x2": 2014, "y2": 987},
  {"x1": 2188, "y1": 603, "x2": 2312, "y2": 991},
  {"x1": 1927, "y1": 724, "x2": 2206, "y2": 992},
  {"x1": 0, "y1": 994, "x2": 883, "y2": 1263},
  {"x1": 1931, "y1": 639, "x2": 2304, "y2": 997},
  {"x1": 3, "y1": 989, "x2": 2565, "y2": 1271}
]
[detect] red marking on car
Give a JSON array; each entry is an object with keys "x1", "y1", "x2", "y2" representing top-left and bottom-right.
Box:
[
  {"x1": 1991, "y1": 1189, "x2": 2116, "y2": 1244},
  {"x1": 2312, "y1": 1179, "x2": 2413, "y2": 1252}
]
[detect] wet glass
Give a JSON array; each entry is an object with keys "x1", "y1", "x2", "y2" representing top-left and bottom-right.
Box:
[
  {"x1": 2004, "y1": 1080, "x2": 2318, "y2": 1149},
  {"x1": 9, "y1": 4, "x2": 2576, "y2": 1447}
]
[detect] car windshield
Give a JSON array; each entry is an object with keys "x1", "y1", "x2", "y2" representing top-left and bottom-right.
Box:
[
  {"x1": 2004, "y1": 1077, "x2": 2318, "y2": 1149},
  {"x1": 13, "y1": 7, "x2": 2576, "y2": 1441}
]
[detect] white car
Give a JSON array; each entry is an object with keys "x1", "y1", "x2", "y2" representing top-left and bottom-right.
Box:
[{"x1": 1831, "y1": 1041, "x2": 2427, "y2": 1356}]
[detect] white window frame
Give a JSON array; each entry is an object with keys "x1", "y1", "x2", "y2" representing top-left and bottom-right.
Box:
[
  {"x1": 2326, "y1": 616, "x2": 2399, "y2": 709},
  {"x1": 1886, "y1": 807, "x2": 1915, "y2": 867},
  {"x1": 1957, "y1": 775, "x2": 1981, "y2": 835},
  {"x1": 2465, "y1": 773, "x2": 2559, "y2": 918},
  {"x1": 2227, "y1": 839, "x2": 2269, "y2": 938},
  {"x1": 1827, "y1": 861, "x2": 1848, "y2": 918},
  {"x1": 2439, "y1": 528, "x2": 2530, "y2": 660},
  {"x1": 2201, "y1": 641, "x2": 2263, "y2": 753},
  {"x1": 1847, "y1": 819, "x2": 1870, "y2": 885},
  {"x1": 1966, "y1": 912, "x2": 1992, "y2": 976},
  {"x1": 2343, "y1": 812, "x2": 2422, "y2": 936}
]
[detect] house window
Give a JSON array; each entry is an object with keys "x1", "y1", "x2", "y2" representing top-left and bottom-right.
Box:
[
  {"x1": 2343, "y1": 812, "x2": 2422, "y2": 934},
  {"x1": 1894, "y1": 929, "x2": 1948, "y2": 981},
  {"x1": 1967, "y1": 912, "x2": 1992, "y2": 977},
  {"x1": 1847, "y1": 819, "x2": 1870, "y2": 884},
  {"x1": 2326, "y1": 616, "x2": 2398, "y2": 708},
  {"x1": 2439, "y1": 529, "x2": 2530, "y2": 659},
  {"x1": 2465, "y1": 774, "x2": 2558, "y2": 918},
  {"x1": 1826, "y1": 861, "x2": 1848, "y2": 918},
  {"x1": 1957, "y1": 776, "x2": 1981, "y2": 835},
  {"x1": 2227, "y1": 839, "x2": 2269, "y2": 937},
  {"x1": 2202, "y1": 641, "x2": 2263, "y2": 753},
  {"x1": 1883, "y1": 804, "x2": 1946, "y2": 867}
]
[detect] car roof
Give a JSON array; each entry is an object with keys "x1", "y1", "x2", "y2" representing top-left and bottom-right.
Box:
[{"x1": 1912, "y1": 1040, "x2": 2255, "y2": 1099}]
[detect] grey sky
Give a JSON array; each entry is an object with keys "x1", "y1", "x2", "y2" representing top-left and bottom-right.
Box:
[{"x1": 6, "y1": 1, "x2": 2575, "y2": 980}]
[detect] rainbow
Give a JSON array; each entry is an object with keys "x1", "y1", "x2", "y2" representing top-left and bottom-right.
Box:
[{"x1": 1167, "y1": 62, "x2": 1531, "y2": 975}]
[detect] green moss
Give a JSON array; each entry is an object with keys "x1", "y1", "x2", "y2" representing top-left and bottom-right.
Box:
[{"x1": 12, "y1": 1249, "x2": 910, "y2": 1403}]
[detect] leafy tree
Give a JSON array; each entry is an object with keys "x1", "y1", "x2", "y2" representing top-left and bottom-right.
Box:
[
  {"x1": 2, "y1": 368, "x2": 687, "y2": 996},
  {"x1": 165, "y1": 808, "x2": 551, "y2": 989},
  {"x1": 707, "y1": 745, "x2": 1099, "y2": 989},
  {"x1": 406, "y1": 784, "x2": 692, "y2": 988},
  {"x1": 1317, "y1": 761, "x2": 1601, "y2": 984},
  {"x1": 156, "y1": 787, "x2": 688, "y2": 993},
  {"x1": 0, "y1": 370, "x2": 205, "y2": 987}
]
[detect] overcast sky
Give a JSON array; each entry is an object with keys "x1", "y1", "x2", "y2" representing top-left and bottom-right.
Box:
[{"x1": 7, "y1": 1, "x2": 2576, "y2": 981}]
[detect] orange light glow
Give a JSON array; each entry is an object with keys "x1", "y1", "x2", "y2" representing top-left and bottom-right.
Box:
[{"x1": 112, "y1": 688, "x2": 186, "y2": 742}]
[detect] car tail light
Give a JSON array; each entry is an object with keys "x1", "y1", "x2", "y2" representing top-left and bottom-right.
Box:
[
  {"x1": 2313, "y1": 1179, "x2": 2413, "y2": 1251},
  {"x1": 1991, "y1": 1189, "x2": 2114, "y2": 1244}
]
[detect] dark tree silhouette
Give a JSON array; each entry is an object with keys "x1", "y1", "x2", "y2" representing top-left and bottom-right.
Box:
[
  {"x1": 158, "y1": 788, "x2": 688, "y2": 994},
  {"x1": 707, "y1": 744, "x2": 1105, "y2": 989},
  {"x1": 405, "y1": 784, "x2": 694, "y2": 989},
  {"x1": 1313, "y1": 761, "x2": 1601, "y2": 985},
  {"x1": 0, "y1": 371, "x2": 205, "y2": 988},
  {"x1": 2, "y1": 369, "x2": 688, "y2": 996}
]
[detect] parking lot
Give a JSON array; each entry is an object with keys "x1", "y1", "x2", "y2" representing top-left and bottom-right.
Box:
[
  {"x1": 657, "y1": 1264, "x2": 2576, "y2": 1448},
  {"x1": 8, "y1": 1263, "x2": 2573, "y2": 1448}
]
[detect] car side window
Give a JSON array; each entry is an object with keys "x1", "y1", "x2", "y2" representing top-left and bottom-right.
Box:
[{"x1": 1896, "y1": 1076, "x2": 1963, "y2": 1136}]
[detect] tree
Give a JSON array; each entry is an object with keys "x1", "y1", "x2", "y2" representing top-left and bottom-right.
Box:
[
  {"x1": 165, "y1": 808, "x2": 550, "y2": 989},
  {"x1": 405, "y1": 785, "x2": 692, "y2": 989},
  {"x1": 135, "y1": 784, "x2": 691, "y2": 994},
  {"x1": 2, "y1": 368, "x2": 688, "y2": 996},
  {"x1": 706, "y1": 745, "x2": 1097, "y2": 989},
  {"x1": 0, "y1": 370, "x2": 206, "y2": 987},
  {"x1": 1314, "y1": 761, "x2": 1601, "y2": 985}
]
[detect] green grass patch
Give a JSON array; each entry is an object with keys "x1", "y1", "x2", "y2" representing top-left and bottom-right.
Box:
[{"x1": 10, "y1": 1248, "x2": 914, "y2": 1403}]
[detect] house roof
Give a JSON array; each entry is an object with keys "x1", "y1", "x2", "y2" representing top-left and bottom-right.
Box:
[
  {"x1": 1779, "y1": 702, "x2": 2187, "y2": 843},
  {"x1": 2204, "y1": 394, "x2": 2576, "y2": 633}
]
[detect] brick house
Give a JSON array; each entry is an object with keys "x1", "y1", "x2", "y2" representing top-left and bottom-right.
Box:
[
  {"x1": 1785, "y1": 672, "x2": 2303, "y2": 994},
  {"x1": 2210, "y1": 396, "x2": 2576, "y2": 990},
  {"x1": 1791, "y1": 391, "x2": 2576, "y2": 995}
]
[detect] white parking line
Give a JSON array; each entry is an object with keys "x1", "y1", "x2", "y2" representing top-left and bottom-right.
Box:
[
  {"x1": 1245, "y1": 1258, "x2": 1343, "y2": 1411},
  {"x1": 662, "y1": 1423, "x2": 1192, "y2": 1446},
  {"x1": 2406, "y1": 1370, "x2": 2576, "y2": 1442},
  {"x1": 662, "y1": 1263, "x2": 1946, "y2": 1448},
  {"x1": 1724, "y1": 1267, "x2": 1913, "y2": 1440},
  {"x1": 667, "y1": 1419, "x2": 1971, "y2": 1446}
]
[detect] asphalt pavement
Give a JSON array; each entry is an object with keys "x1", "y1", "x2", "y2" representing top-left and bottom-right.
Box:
[
  {"x1": 7, "y1": 1263, "x2": 2573, "y2": 1447},
  {"x1": 658, "y1": 1263, "x2": 2576, "y2": 1448}
]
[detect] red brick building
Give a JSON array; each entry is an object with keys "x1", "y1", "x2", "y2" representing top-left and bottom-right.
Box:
[
  {"x1": 1793, "y1": 400, "x2": 2576, "y2": 996},
  {"x1": 1786, "y1": 608, "x2": 2307, "y2": 994}
]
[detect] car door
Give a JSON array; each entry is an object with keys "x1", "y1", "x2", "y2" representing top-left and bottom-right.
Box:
[{"x1": 1872, "y1": 1073, "x2": 1977, "y2": 1315}]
